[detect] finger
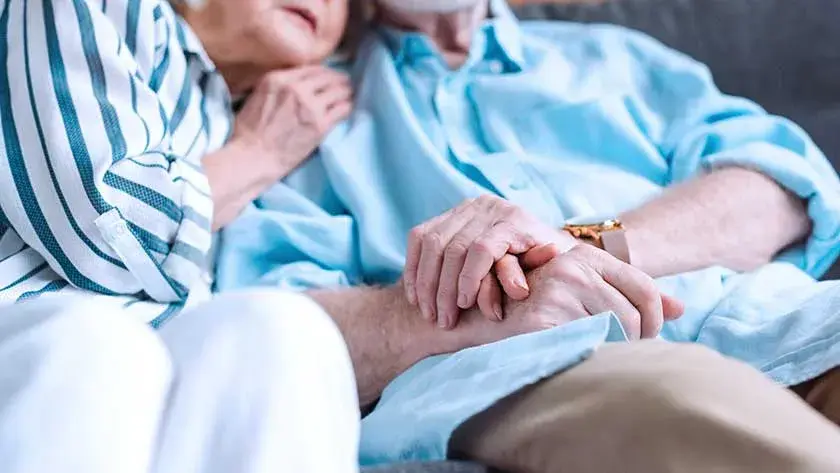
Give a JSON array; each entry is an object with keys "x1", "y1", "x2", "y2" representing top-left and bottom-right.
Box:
[
  {"x1": 581, "y1": 280, "x2": 644, "y2": 341},
  {"x1": 595, "y1": 251, "x2": 664, "y2": 339},
  {"x1": 405, "y1": 211, "x2": 452, "y2": 309},
  {"x1": 324, "y1": 100, "x2": 353, "y2": 126},
  {"x1": 520, "y1": 243, "x2": 560, "y2": 270},
  {"x1": 416, "y1": 207, "x2": 475, "y2": 326},
  {"x1": 661, "y1": 294, "x2": 685, "y2": 321},
  {"x1": 437, "y1": 210, "x2": 501, "y2": 328},
  {"x1": 458, "y1": 222, "x2": 538, "y2": 310},
  {"x1": 297, "y1": 69, "x2": 350, "y2": 95},
  {"x1": 315, "y1": 83, "x2": 353, "y2": 111},
  {"x1": 495, "y1": 254, "x2": 529, "y2": 301},
  {"x1": 435, "y1": 202, "x2": 502, "y2": 328},
  {"x1": 476, "y1": 274, "x2": 504, "y2": 322}
]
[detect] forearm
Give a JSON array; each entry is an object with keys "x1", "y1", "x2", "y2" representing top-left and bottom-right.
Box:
[
  {"x1": 204, "y1": 140, "x2": 294, "y2": 230},
  {"x1": 621, "y1": 167, "x2": 811, "y2": 277},
  {"x1": 308, "y1": 285, "x2": 484, "y2": 408}
]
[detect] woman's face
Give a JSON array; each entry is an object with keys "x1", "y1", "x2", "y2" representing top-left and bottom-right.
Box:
[{"x1": 181, "y1": 0, "x2": 349, "y2": 70}]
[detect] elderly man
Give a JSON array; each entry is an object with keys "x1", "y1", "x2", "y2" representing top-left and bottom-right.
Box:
[{"x1": 218, "y1": 0, "x2": 840, "y2": 471}]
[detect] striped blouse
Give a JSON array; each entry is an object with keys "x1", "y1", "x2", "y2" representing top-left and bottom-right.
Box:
[{"x1": 0, "y1": 0, "x2": 232, "y2": 324}]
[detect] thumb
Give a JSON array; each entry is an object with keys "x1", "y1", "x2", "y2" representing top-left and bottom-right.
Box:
[
  {"x1": 521, "y1": 243, "x2": 560, "y2": 270},
  {"x1": 661, "y1": 293, "x2": 685, "y2": 321}
]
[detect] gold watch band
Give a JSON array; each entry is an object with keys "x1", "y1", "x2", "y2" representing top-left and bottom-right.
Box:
[{"x1": 563, "y1": 220, "x2": 631, "y2": 265}]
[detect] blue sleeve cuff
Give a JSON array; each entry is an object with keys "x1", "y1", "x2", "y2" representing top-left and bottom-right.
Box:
[{"x1": 703, "y1": 141, "x2": 840, "y2": 278}]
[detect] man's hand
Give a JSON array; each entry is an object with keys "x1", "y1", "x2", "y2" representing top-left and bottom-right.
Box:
[
  {"x1": 403, "y1": 195, "x2": 577, "y2": 328},
  {"x1": 460, "y1": 245, "x2": 684, "y2": 343}
]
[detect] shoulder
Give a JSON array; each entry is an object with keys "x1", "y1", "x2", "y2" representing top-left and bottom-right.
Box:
[
  {"x1": 70, "y1": 0, "x2": 178, "y2": 73},
  {"x1": 519, "y1": 21, "x2": 708, "y2": 76}
]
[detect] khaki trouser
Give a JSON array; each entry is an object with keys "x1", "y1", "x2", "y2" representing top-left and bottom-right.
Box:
[{"x1": 450, "y1": 341, "x2": 840, "y2": 473}]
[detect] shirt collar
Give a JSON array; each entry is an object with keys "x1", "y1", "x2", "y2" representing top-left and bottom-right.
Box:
[
  {"x1": 488, "y1": 0, "x2": 525, "y2": 69},
  {"x1": 377, "y1": 0, "x2": 525, "y2": 71}
]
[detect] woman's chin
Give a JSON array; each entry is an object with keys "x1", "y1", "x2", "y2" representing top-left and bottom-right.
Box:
[
  {"x1": 275, "y1": 46, "x2": 333, "y2": 68},
  {"x1": 260, "y1": 34, "x2": 323, "y2": 67}
]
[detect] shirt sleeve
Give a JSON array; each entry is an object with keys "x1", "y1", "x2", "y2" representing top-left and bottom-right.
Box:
[
  {"x1": 215, "y1": 156, "x2": 362, "y2": 293},
  {"x1": 0, "y1": 0, "x2": 214, "y2": 301},
  {"x1": 618, "y1": 28, "x2": 840, "y2": 277}
]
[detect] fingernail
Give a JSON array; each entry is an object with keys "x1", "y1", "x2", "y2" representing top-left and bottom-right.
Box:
[
  {"x1": 515, "y1": 277, "x2": 529, "y2": 292},
  {"x1": 458, "y1": 293, "x2": 469, "y2": 308},
  {"x1": 493, "y1": 304, "x2": 504, "y2": 321},
  {"x1": 438, "y1": 316, "x2": 448, "y2": 328}
]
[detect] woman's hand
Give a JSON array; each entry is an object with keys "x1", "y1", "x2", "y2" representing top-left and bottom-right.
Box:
[
  {"x1": 403, "y1": 195, "x2": 578, "y2": 328},
  {"x1": 232, "y1": 65, "x2": 353, "y2": 178},
  {"x1": 205, "y1": 66, "x2": 352, "y2": 230}
]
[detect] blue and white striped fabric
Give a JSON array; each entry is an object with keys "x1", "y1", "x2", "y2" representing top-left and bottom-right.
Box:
[{"x1": 0, "y1": 0, "x2": 232, "y2": 324}]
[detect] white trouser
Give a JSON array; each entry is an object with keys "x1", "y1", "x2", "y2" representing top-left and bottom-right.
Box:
[{"x1": 0, "y1": 290, "x2": 360, "y2": 473}]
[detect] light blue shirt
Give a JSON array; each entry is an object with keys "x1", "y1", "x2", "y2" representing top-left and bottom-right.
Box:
[
  {"x1": 0, "y1": 0, "x2": 231, "y2": 324},
  {"x1": 217, "y1": 0, "x2": 840, "y2": 464}
]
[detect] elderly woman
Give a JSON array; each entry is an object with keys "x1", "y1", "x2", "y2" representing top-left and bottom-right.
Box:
[{"x1": 0, "y1": 1, "x2": 360, "y2": 472}]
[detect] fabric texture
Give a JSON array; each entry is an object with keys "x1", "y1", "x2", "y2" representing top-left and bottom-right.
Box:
[
  {"x1": 0, "y1": 291, "x2": 360, "y2": 473},
  {"x1": 514, "y1": 0, "x2": 840, "y2": 279},
  {"x1": 0, "y1": 0, "x2": 232, "y2": 322},
  {"x1": 216, "y1": 0, "x2": 840, "y2": 464},
  {"x1": 449, "y1": 341, "x2": 840, "y2": 473}
]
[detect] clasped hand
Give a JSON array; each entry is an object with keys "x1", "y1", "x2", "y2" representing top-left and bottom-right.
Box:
[{"x1": 402, "y1": 195, "x2": 684, "y2": 340}]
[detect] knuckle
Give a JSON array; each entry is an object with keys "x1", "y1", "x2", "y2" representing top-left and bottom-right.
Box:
[
  {"x1": 445, "y1": 239, "x2": 470, "y2": 258},
  {"x1": 423, "y1": 233, "x2": 445, "y2": 253},
  {"x1": 460, "y1": 197, "x2": 478, "y2": 209},
  {"x1": 551, "y1": 260, "x2": 590, "y2": 286},
  {"x1": 471, "y1": 238, "x2": 495, "y2": 257},
  {"x1": 504, "y1": 204, "x2": 523, "y2": 220},
  {"x1": 436, "y1": 284, "x2": 455, "y2": 300},
  {"x1": 415, "y1": 277, "x2": 435, "y2": 295},
  {"x1": 409, "y1": 226, "x2": 426, "y2": 242},
  {"x1": 459, "y1": 272, "x2": 481, "y2": 288},
  {"x1": 477, "y1": 194, "x2": 497, "y2": 206}
]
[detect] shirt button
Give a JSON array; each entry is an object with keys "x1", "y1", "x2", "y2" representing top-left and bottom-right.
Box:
[
  {"x1": 488, "y1": 60, "x2": 504, "y2": 74},
  {"x1": 509, "y1": 177, "x2": 529, "y2": 191}
]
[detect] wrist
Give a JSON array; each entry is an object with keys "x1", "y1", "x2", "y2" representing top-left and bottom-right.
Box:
[
  {"x1": 226, "y1": 137, "x2": 289, "y2": 185},
  {"x1": 383, "y1": 284, "x2": 486, "y2": 360},
  {"x1": 381, "y1": 284, "x2": 449, "y2": 364}
]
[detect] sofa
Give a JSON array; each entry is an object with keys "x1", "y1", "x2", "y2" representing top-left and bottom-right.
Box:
[{"x1": 363, "y1": 0, "x2": 840, "y2": 471}]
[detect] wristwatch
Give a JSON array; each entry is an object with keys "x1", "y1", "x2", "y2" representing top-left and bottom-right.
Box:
[{"x1": 563, "y1": 219, "x2": 631, "y2": 264}]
